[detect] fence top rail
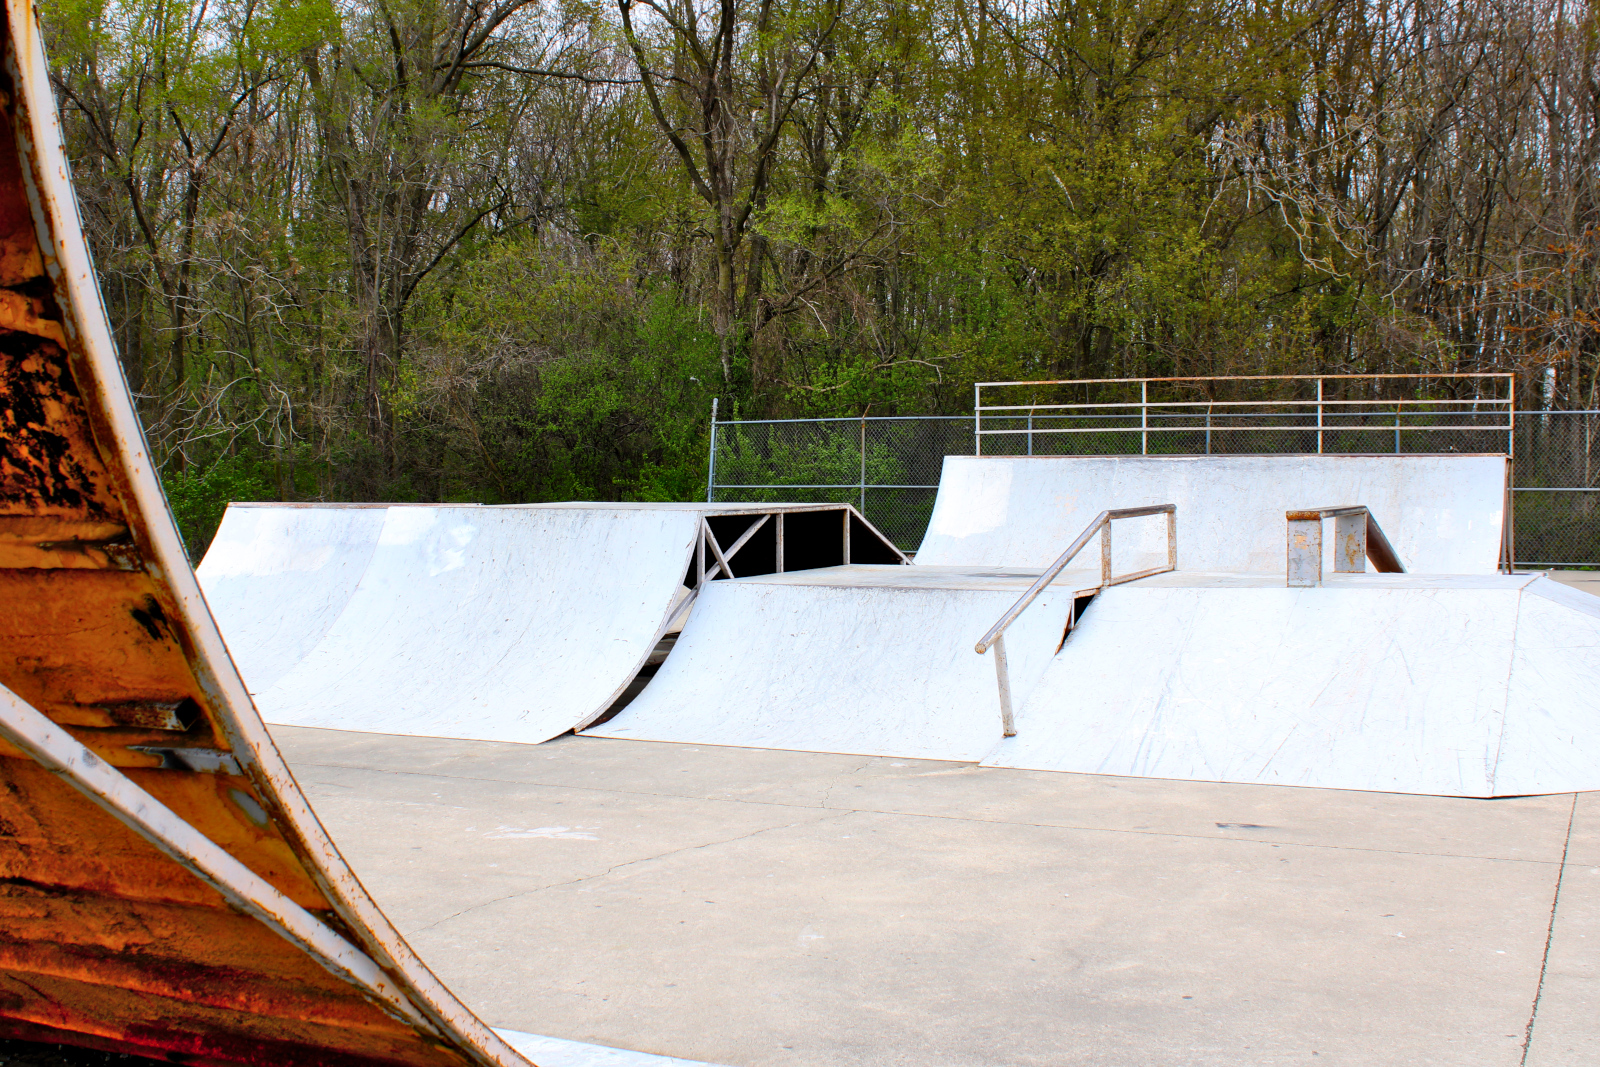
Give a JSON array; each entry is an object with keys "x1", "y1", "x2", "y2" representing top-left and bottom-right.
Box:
[
  {"x1": 979, "y1": 398, "x2": 1513, "y2": 412},
  {"x1": 977, "y1": 373, "x2": 1516, "y2": 387},
  {"x1": 711, "y1": 414, "x2": 975, "y2": 426}
]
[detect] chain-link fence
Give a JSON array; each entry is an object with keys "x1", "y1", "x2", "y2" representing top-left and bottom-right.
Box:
[
  {"x1": 707, "y1": 410, "x2": 1600, "y2": 568},
  {"x1": 1514, "y1": 412, "x2": 1600, "y2": 567}
]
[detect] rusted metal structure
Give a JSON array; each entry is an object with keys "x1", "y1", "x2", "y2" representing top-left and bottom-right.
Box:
[
  {"x1": 0, "y1": 2, "x2": 535, "y2": 1062},
  {"x1": 1284, "y1": 506, "x2": 1405, "y2": 587}
]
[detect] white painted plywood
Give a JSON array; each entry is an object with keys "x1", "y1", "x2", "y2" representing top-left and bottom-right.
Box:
[
  {"x1": 255, "y1": 506, "x2": 699, "y2": 744},
  {"x1": 198, "y1": 505, "x2": 388, "y2": 691},
  {"x1": 590, "y1": 566, "x2": 1076, "y2": 762},
  {"x1": 1494, "y1": 578, "x2": 1600, "y2": 796},
  {"x1": 984, "y1": 573, "x2": 1600, "y2": 796},
  {"x1": 914, "y1": 455, "x2": 1506, "y2": 574}
]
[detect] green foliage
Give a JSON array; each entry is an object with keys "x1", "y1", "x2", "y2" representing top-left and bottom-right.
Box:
[
  {"x1": 161, "y1": 455, "x2": 276, "y2": 560},
  {"x1": 42, "y1": 0, "x2": 1595, "y2": 511}
]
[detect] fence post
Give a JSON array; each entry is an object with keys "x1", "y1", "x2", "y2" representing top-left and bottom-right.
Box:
[
  {"x1": 705, "y1": 397, "x2": 719, "y2": 503},
  {"x1": 859, "y1": 415, "x2": 867, "y2": 514},
  {"x1": 1317, "y1": 378, "x2": 1324, "y2": 455},
  {"x1": 974, "y1": 382, "x2": 982, "y2": 456},
  {"x1": 1141, "y1": 380, "x2": 1148, "y2": 455}
]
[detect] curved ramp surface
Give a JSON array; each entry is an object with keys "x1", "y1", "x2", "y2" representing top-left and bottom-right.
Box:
[
  {"x1": 0, "y1": 6, "x2": 529, "y2": 1062},
  {"x1": 915, "y1": 455, "x2": 1506, "y2": 573},
  {"x1": 199, "y1": 504, "x2": 389, "y2": 692},
  {"x1": 984, "y1": 573, "x2": 1600, "y2": 796},
  {"x1": 590, "y1": 565, "x2": 1081, "y2": 762},
  {"x1": 255, "y1": 505, "x2": 700, "y2": 745}
]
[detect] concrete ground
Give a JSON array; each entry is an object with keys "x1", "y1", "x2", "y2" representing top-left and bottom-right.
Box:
[
  {"x1": 276, "y1": 727, "x2": 1598, "y2": 1067},
  {"x1": 1550, "y1": 569, "x2": 1600, "y2": 598}
]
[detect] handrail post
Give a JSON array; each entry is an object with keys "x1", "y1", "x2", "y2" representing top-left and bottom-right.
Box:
[
  {"x1": 1286, "y1": 515, "x2": 1322, "y2": 587},
  {"x1": 1100, "y1": 520, "x2": 1113, "y2": 585},
  {"x1": 1333, "y1": 512, "x2": 1366, "y2": 573},
  {"x1": 1167, "y1": 508, "x2": 1177, "y2": 570},
  {"x1": 993, "y1": 634, "x2": 1015, "y2": 737}
]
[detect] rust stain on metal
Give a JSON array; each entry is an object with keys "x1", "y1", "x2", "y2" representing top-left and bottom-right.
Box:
[{"x1": 0, "y1": 4, "x2": 529, "y2": 1065}]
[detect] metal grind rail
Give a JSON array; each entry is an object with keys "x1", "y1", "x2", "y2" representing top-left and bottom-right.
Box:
[
  {"x1": 975, "y1": 505, "x2": 1178, "y2": 737},
  {"x1": 1285, "y1": 506, "x2": 1406, "y2": 587}
]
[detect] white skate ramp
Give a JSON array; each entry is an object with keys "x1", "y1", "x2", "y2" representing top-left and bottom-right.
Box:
[
  {"x1": 915, "y1": 455, "x2": 1505, "y2": 573},
  {"x1": 199, "y1": 504, "x2": 389, "y2": 691},
  {"x1": 590, "y1": 565, "x2": 1083, "y2": 762},
  {"x1": 255, "y1": 506, "x2": 699, "y2": 744},
  {"x1": 984, "y1": 573, "x2": 1600, "y2": 796}
]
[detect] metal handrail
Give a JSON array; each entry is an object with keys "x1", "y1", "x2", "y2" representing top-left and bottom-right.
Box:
[
  {"x1": 976, "y1": 504, "x2": 1177, "y2": 737},
  {"x1": 1285, "y1": 505, "x2": 1405, "y2": 586}
]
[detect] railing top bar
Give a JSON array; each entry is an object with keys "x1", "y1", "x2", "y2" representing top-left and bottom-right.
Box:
[
  {"x1": 979, "y1": 398, "x2": 1512, "y2": 411},
  {"x1": 1287, "y1": 505, "x2": 1369, "y2": 520},
  {"x1": 1106, "y1": 504, "x2": 1177, "y2": 518},
  {"x1": 977, "y1": 373, "x2": 1516, "y2": 387}
]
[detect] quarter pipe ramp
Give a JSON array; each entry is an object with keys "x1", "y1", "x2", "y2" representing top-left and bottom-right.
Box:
[
  {"x1": 200, "y1": 501, "x2": 907, "y2": 745},
  {"x1": 914, "y1": 454, "x2": 1507, "y2": 573}
]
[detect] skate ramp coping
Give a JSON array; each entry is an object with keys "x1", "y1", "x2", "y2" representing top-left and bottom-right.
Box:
[{"x1": 915, "y1": 454, "x2": 1506, "y2": 573}]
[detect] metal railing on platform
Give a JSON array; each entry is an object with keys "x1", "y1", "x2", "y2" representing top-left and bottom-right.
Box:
[{"x1": 974, "y1": 505, "x2": 1177, "y2": 737}]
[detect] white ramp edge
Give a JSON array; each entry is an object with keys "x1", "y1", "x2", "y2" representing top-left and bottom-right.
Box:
[
  {"x1": 915, "y1": 454, "x2": 1506, "y2": 574},
  {"x1": 253, "y1": 505, "x2": 699, "y2": 744},
  {"x1": 590, "y1": 566, "x2": 1078, "y2": 762},
  {"x1": 983, "y1": 573, "x2": 1600, "y2": 797},
  {"x1": 494, "y1": 1030, "x2": 732, "y2": 1067},
  {"x1": 199, "y1": 504, "x2": 390, "y2": 692}
]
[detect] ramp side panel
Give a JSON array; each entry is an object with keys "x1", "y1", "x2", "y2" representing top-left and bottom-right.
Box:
[
  {"x1": 591, "y1": 578, "x2": 1073, "y2": 762},
  {"x1": 258, "y1": 506, "x2": 699, "y2": 744},
  {"x1": 984, "y1": 584, "x2": 1528, "y2": 796},
  {"x1": 0, "y1": 3, "x2": 527, "y2": 1060},
  {"x1": 1492, "y1": 578, "x2": 1600, "y2": 796},
  {"x1": 198, "y1": 505, "x2": 386, "y2": 692},
  {"x1": 915, "y1": 455, "x2": 1506, "y2": 574}
]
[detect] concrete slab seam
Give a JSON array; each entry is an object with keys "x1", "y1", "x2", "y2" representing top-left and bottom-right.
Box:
[{"x1": 1520, "y1": 792, "x2": 1578, "y2": 1066}]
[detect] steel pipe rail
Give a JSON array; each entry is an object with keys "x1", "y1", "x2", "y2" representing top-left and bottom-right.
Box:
[
  {"x1": 976, "y1": 504, "x2": 1177, "y2": 736},
  {"x1": 1285, "y1": 506, "x2": 1405, "y2": 586}
]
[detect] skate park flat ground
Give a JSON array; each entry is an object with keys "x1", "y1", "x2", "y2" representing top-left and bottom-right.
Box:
[{"x1": 278, "y1": 726, "x2": 1598, "y2": 1067}]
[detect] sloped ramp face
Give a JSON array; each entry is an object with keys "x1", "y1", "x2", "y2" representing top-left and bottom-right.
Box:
[
  {"x1": 984, "y1": 574, "x2": 1600, "y2": 797},
  {"x1": 590, "y1": 566, "x2": 1080, "y2": 762},
  {"x1": 915, "y1": 455, "x2": 1506, "y2": 573},
  {"x1": 251, "y1": 505, "x2": 701, "y2": 744},
  {"x1": 0, "y1": 4, "x2": 528, "y2": 1063},
  {"x1": 200, "y1": 504, "x2": 390, "y2": 693}
]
